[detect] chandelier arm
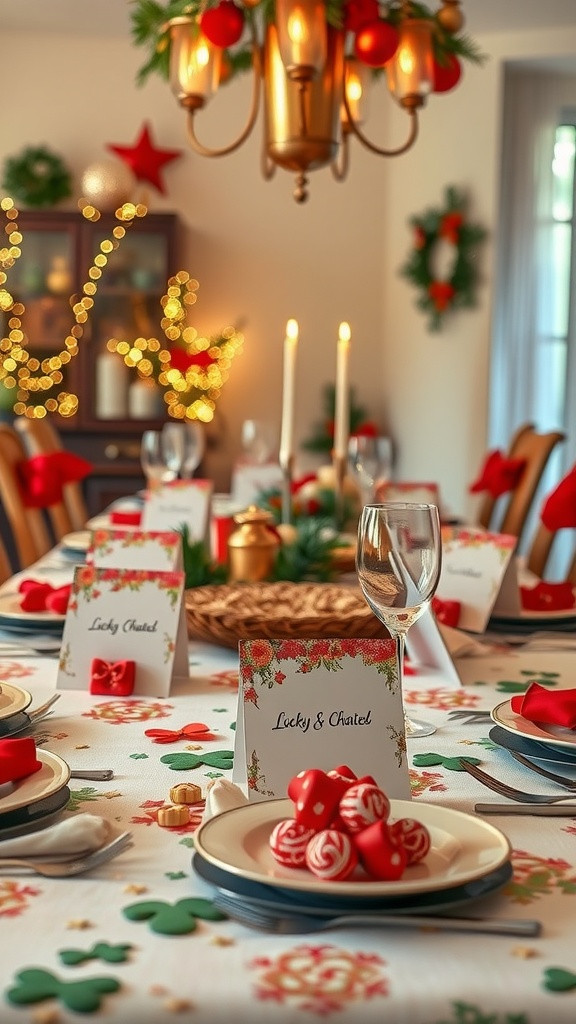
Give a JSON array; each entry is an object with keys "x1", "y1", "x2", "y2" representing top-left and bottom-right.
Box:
[
  {"x1": 185, "y1": 41, "x2": 262, "y2": 158},
  {"x1": 330, "y1": 131, "x2": 350, "y2": 182},
  {"x1": 342, "y1": 88, "x2": 419, "y2": 156}
]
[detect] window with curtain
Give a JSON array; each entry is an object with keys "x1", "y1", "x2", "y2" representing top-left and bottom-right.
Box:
[{"x1": 489, "y1": 66, "x2": 576, "y2": 572}]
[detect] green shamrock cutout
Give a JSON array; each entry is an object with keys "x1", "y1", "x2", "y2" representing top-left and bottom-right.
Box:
[
  {"x1": 59, "y1": 942, "x2": 133, "y2": 966},
  {"x1": 160, "y1": 750, "x2": 234, "y2": 772},
  {"x1": 6, "y1": 968, "x2": 120, "y2": 1013},
  {"x1": 412, "y1": 753, "x2": 482, "y2": 771},
  {"x1": 496, "y1": 676, "x2": 559, "y2": 694},
  {"x1": 123, "y1": 897, "x2": 226, "y2": 935},
  {"x1": 542, "y1": 967, "x2": 576, "y2": 992}
]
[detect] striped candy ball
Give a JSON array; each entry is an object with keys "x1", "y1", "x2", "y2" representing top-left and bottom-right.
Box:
[
  {"x1": 389, "y1": 817, "x2": 431, "y2": 865},
  {"x1": 269, "y1": 818, "x2": 315, "y2": 867},
  {"x1": 305, "y1": 828, "x2": 358, "y2": 881},
  {"x1": 338, "y1": 782, "x2": 390, "y2": 833}
]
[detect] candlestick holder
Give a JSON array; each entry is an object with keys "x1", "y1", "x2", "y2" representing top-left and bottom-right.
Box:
[
  {"x1": 332, "y1": 451, "x2": 347, "y2": 531},
  {"x1": 280, "y1": 454, "x2": 294, "y2": 524}
]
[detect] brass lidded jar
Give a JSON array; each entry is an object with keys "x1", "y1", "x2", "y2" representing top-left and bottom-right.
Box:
[{"x1": 228, "y1": 505, "x2": 281, "y2": 582}]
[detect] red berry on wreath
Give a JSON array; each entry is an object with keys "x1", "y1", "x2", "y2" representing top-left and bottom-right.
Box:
[
  {"x1": 344, "y1": 0, "x2": 379, "y2": 34},
  {"x1": 200, "y1": 1, "x2": 245, "y2": 48},
  {"x1": 432, "y1": 53, "x2": 462, "y2": 93},
  {"x1": 354, "y1": 19, "x2": 399, "y2": 69}
]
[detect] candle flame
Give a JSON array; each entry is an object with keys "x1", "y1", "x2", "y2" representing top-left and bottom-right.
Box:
[
  {"x1": 286, "y1": 318, "x2": 299, "y2": 341},
  {"x1": 338, "y1": 321, "x2": 351, "y2": 344}
]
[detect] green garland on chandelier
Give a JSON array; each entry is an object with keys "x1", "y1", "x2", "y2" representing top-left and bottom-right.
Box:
[
  {"x1": 1, "y1": 146, "x2": 72, "y2": 208},
  {"x1": 399, "y1": 185, "x2": 486, "y2": 332}
]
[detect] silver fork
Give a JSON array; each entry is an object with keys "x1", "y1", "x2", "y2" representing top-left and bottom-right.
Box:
[
  {"x1": 0, "y1": 831, "x2": 133, "y2": 877},
  {"x1": 212, "y1": 891, "x2": 541, "y2": 937},
  {"x1": 507, "y1": 750, "x2": 576, "y2": 790},
  {"x1": 460, "y1": 759, "x2": 576, "y2": 804}
]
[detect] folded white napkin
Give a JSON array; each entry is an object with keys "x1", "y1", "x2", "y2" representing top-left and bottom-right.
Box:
[
  {"x1": 439, "y1": 623, "x2": 495, "y2": 657},
  {"x1": 201, "y1": 779, "x2": 248, "y2": 824},
  {"x1": 0, "y1": 814, "x2": 110, "y2": 857}
]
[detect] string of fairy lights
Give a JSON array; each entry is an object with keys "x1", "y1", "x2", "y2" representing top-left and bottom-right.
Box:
[{"x1": 0, "y1": 197, "x2": 243, "y2": 422}]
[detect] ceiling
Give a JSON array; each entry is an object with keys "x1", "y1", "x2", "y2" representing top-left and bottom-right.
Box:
[{"x1": 2, "y1": 0, "x2": 576, "y2": 38}]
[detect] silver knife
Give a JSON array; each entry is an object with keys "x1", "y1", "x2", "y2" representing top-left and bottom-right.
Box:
[{"x1": 475, "y1": 802, "x2": 576, "y2": 816}]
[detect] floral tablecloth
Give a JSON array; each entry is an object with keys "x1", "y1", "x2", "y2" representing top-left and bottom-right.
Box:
[{"x1": 1, "y1": 558, "x2": 576, "y2": 1021}]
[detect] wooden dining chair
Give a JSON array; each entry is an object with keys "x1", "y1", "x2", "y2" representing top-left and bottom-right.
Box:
[
  {"x1": 0, "y1": 423, "x2": 61, "y2": 568},
  {"x1": 14, "y1": 416, "x2": 86, "y2": 532},
  {"x1": 476, "y1": 424, "x2": 565, "y2": 542},
  {"x1": 0, "y1": 532, "x2": 12, "y2": 585}
]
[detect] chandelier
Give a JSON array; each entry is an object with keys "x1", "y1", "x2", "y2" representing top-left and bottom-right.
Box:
[{"x1": 132, "y1": 0, "x2": 481, "y2": 202}]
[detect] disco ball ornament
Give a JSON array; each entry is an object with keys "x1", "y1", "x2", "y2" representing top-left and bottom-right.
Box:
[{"x1": 80, "y1": 158, "x2": 135, "y2": 209}]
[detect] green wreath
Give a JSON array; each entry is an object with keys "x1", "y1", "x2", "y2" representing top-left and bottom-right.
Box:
[
  {"x1": 1, "y1": 145, "x2": 72, "y2": 208},
  {"x1": 400, "y1": 185, "x2": 486, "y2": 332}
]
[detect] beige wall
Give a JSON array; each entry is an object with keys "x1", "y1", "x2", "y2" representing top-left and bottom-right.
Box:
[{"x1": 3, "y1": 20, "x2": 576, "y2": 511}]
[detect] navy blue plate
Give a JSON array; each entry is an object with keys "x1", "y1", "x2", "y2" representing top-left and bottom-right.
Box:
[
  {"x1": 489, "y1": 725, "x2": 576, "y2": 766},
  {"x1": 192, "y1": 851, "x2": 512, "y2": 917}
]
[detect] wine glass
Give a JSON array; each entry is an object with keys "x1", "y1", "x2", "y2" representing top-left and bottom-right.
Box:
[
  {"x1": 161, "y1": 422, "x2": 187, "y2": 478},
  {"x1": 348, "y1": 436, "x2": 393, "y2": 506},
  {"x1": 356, "y1": 502, "x2": 442, "y2": 738},
  {"x1": 139, "y1": 430, "x2": 177, "y2": 486},
  {"x1": 241, "y1": 419, "x2": 274, "y2": 464},
  {"x1": 181, "y1": 421, "x2": 205, "y2": 479}
]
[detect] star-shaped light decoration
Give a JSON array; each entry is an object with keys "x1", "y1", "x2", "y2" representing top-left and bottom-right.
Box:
[{"x1": 107, "y1": 122, "x2": 182, "y2": 194}]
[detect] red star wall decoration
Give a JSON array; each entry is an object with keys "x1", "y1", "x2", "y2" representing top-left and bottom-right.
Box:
[{"x1": 107, "y1": 122, "x2": 182, "y2": 194}]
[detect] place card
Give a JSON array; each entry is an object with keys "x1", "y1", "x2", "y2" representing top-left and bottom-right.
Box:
[
  {"x1": 233, "y1": 637, "x2": 411, "y2": 802},
  {"x1": 406, "y1": 606, "x2": 462, "y2": 686},
  {"x1": 56, "y1": 566, "x2": 189, "y2": 697},
  {"x1": 436, "y1": 526, "x2": 519, "y2": 633},
  {"x1": 88, "y1": 529, "x2": 183, "y2": 571},
  {"x1": 141, "y1": 479, "x2": 213, "y2": 541},
  {"x1": 231, "y1": 461, "x2": 284, "y2": 507}
]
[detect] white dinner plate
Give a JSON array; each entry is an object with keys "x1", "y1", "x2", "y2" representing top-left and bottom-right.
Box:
[
  {"x1": 60, "y1": 531, "x2": 91, "y2": 553},
  {"x1": 0, "y1": 593, "x2": 66, "y2": 626},
  {"x1": 0, "y1": 749, "x2": 70, "y2": 814},
  {"x1": 0, "y1": 683, "x2": 33, "y2": 720},
  {"x1": 491, "y1": 699, "x2": 576, "y2": 750},
  {"x1": 194, "y1": 798, "x2": 511, "y2": 898}
]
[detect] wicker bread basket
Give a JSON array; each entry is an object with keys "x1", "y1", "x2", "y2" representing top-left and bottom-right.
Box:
[{"x1": 185, "y1": 581, "x2": 387, "y2": 649}]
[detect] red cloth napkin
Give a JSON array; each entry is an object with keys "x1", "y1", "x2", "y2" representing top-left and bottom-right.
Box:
[
  {"x1": 17, "y1": 451, "x2": 92, "y2": 508},
  {"x1": 511, "y1": 681, "x2": 576, "y2": 730},
  {"x1": 469, "y1": 450, "x2": 526, "y2": 498},
  {"x1": 110, "y1": 510, "x2": 142, "y2": 526},
  {"x1": 520, "y1": 581, "x2": 576, "y2": 612},
  {"x1": 540, "y1": 464, "x2": 576, "y2": 530},
  {"x1": 432, "y1": 596, "x2": 461, "y2": 627},
  {"x1": 18, "y1": 579, "x2": 71, "y2": 615},
  {"x1": 0, "y1": 737, "x2": 43, "y2": 785}
]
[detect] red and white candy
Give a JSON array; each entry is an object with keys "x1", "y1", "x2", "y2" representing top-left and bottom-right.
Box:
[
  {"x1": 338, "y1": 781, "x2": 390, "y2": 833},
  {"x1": 305, "y1": 829, "x2": 358, "y2": 881},
  {"x1": 353, "y1": 820, "x2": 408, "y2": 881},
  {"x1": 269, "y1": 819, "x2": 315, "y2": 868},
  {"x1": 389, "y1": 817, "x2": 431, "y2": 865}
]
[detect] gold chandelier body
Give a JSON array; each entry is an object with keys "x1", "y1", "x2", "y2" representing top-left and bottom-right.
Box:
[{"x1": 168, "y1": 1, "x2": 463, "y2": 202}]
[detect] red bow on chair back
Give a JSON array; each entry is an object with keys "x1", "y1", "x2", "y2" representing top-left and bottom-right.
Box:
[
  {"x1": 520, "y1": 581, "x2": 576, "y2": 613},
  {"x1": 469, "y1": 450, "x2": 526, "y2": 499},
  {"x1": 90, "y1": 658, "x2": 136, "y2": 696},
  {"x1": 431, "y1": 596, "x2": 461, "y2": 627},
  {"x1": 540, "y1": 464, "x2": 576, "y2": 531},
  {"x1": 18, "y1": 579, "x2": 72, "y2": 615},
  {"x1": 17, "y1": 451, "x2": 92, "y2": 509}
]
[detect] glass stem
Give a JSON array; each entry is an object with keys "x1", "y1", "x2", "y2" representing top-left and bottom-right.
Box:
[{"x1": 396, "y1": 631, "x2": 416, "y2": 737}]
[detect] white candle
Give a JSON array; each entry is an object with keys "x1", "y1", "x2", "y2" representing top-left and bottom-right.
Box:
[
  {"x1": 279, "y1": 318, "x2": 299, "y2": 467},
  {"x1": 128, "y1": 378, "x2": 162, "y2": 419},
  {"x1": 95, "y1": 353, "x2": 128, "y2": 419},
  {"x1": 334, "y1": 321, "x2": 351, "y2": 458}
]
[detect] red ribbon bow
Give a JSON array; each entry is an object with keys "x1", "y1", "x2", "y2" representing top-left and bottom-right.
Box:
[
  {"x1": 144, "y1": 722, "x2": 216, "y2": 744},
  {"x1": 469, "y1": 450, "x2": 526, "y2": 499},
  {"x1": 540, "y1": 464, "x2": 576, "y2": 531},
  {"x1": 511, "y1": 681, "x2": 576, "y2": 730},
  {"x1": 520, "y1": 581, "x2": 576, "y2": 613},
  {"x1": 90, "y1": 658, "x2": 136, "y2": 696},
  {"x1": 17, "y1": 451, "x2": 92, "y2": 509},
  {"x1": 18, "y1": 579, "x2": 71, "y2": 615},
  {"x1": 431, "y1": 596, "x2": 462, "y2": 627}
]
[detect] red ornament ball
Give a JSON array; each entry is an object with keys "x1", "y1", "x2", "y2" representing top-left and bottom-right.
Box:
[
  {"x1": 200, "y1": 1, "x2": 245, "y2": 48},
  {"x1": 354, "y1": 19, "x2": 399, "y2": 69},
  {"x1": 305, "y1": 829, "x2": 358, "y2": 881},
  {"x1": 269, "y1": 819, "x2": 316, "y2": 868},
  {"x1": 432, "y1": 53, "x2": 462, "y2": 93}
]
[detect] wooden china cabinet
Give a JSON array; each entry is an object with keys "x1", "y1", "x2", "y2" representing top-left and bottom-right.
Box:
[{"x1": 4, "y1": 209, "x2": 180, "y2": 515}]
